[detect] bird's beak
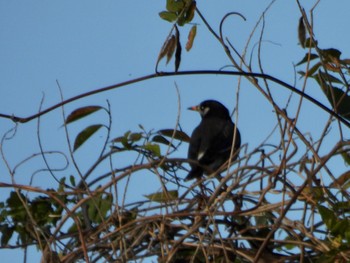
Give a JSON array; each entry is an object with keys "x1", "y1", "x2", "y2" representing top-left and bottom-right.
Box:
[{"x1": 188, "y1": 105, "x2": 199, "y2": 111}]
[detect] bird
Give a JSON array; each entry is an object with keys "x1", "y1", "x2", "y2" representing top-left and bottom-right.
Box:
[{"x1": 185, "y1": 100, "x2": 241, "y2": 181}]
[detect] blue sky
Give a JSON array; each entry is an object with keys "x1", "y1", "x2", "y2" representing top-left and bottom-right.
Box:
[{"x1": 1, "y1": 1, "x2": 350, "y2": 262}]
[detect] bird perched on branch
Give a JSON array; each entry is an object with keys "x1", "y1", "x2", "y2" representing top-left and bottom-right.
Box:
[{"x1": 185, "y1": 100, "x2": 241, "y2": 181}]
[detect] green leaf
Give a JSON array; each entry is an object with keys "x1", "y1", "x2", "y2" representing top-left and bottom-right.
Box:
[
  {"x1": 7, "y1": 192, "x2": 27, "y2": 223},
  {"x1": 143, "y1": 143, "x2": 161, "y2": 157},
  {"x1": 282, "y1": 236, "x2": 297, "y2": 250},
  {"x1": 88, "y1": 193, "x2": 113, "y2": 224},
  {"x1": 184, "y1": 0, "x2": 196, "y2": 23},
  {"x1": 99, "y1": 194, "x2": 113, "y2": 219},
  {"x1": 304, "y1": 37, "x2": 318, "y2": 48},
  {"x1": 314, "y1": 71, "x2": 343, "y2": 85},
  {"x1": 69, "y1": 175, "x2": 76, "y2": 187},
  {"x1": 331, "y1": 219, "x2": 350, "y2": 236},
  {"x1": 112, "y1": 131, "x2": 143, "y2": 149},
  {"x1": 65, "y1": 106, "x2": 103, "y2": 125},
  {"x1": 345, "y1": 228, "x2": 350, "y2": 243},
  {"x1": 318, "y1": 205, "x2": 337, "y2": 230},
  {"x1": 176, "y1": 0, "x2": 196, "y2": 26},
  {"x1": 159, "y1": 11, "x2": 177, "y2": 23},
  {"x1": 129, "y1": 132, "x2": 143, "y2": 142},
  {"x1": 144, "y1": 190, "x2": 178, "y2": 202},
  {"x1": 31, "y1": 197, "x2": 53, "y2": 225},
  {"x1": 297, "y1": 70, "x2": 306, "y2": 77},
  {"x1": 158, "y1": 129, "x2": 190, "y2": 142},
  {"x1": 333, "y1": 201, "x2": 350, "y2": 213},
  {"x1": 73, "y1": 124, "x2": 103, "y2": 151},
  {"x1": 166, "y1": 0, "x2": 184, "y2": 12},
  {"x1": 296, "y1": 53, "x2": 318, "y2": 66},
  {"x1": 58, "y1": 177, "x2": 66, "y2": 193},
  {"x1": 322, "y1": 85, "x2": 350, "y2": 120},
  {"x1": 0, "y1": 225, "x2": 14, "y2": 246},
  {"x1": 306, "y1": 62, "x2": 321, "y2": 77},
  {"x1": 320, "y1": 48, "x2": 342, "y2": 61},
  {"x1": 115, "y1": 208, "x2": 139, "y2": 225},
  {"x1": 152, "y1": 135, "x2": 175, "y2": 148},
  {"x1": 112, "y1": 131, "x2": 133, "y2": 149}
]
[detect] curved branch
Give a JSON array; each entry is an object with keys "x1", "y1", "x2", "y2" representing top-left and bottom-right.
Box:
[
  {"x1": 219, "y1": 12, "x2": 246, "y2": 43},
  {"x1": 1, "y1": 70, "x2": 349, "y2": 128}
]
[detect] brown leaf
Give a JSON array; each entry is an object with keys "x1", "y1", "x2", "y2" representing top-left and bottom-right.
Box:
[
  {"x1": 65, "y1": 106, "x2": 103, "y2": 125},
  {"x1": 157, "y1": 35, "x2": 174, "y2": 65},
  {"x1": 186, "y1": 25, "x2": 197, "y2": 51},
  {"x1": 166, "y1": 35, "x2": 176, "y2": 64},
  {"x1": 298, "y1": 17, "x2": 306, "y2": 48},
  {"x1": 330, "y1": 171, "x2": 350, "y2": 188},
  {"x1": 175, "y1": 25, "x2": 181, "y2": 72}
]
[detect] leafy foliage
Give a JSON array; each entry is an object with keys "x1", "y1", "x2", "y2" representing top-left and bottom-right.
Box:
[{"x1": 1, "y1": 2, "x2": 350, "y2": 263}]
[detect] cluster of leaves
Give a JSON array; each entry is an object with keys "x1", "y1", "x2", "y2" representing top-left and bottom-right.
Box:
[
  {"x1": 111, "y1": 128, "x2": 189, "y2": 160},
  {"x1": 156, "y1": 0, "x2": 197, "y2": 72},
  {"x1": 297, "y1": 17, "x2": 350, "y2": 122},
  {"x1": 0, "y1": 103, "x2": 193, "y2": 262},
  {"x1": 0, "y1": 191, "x2": 62, "y2": 247},
  {"x1": 2, "y1": 2, "x2": 350, "y2": 263},
  {"x1": 285, "y1": 15, "x2": 350, "y2": 262},
  {"x1": 317, "y1": 204, "x2": 350, "y2": 261},
  {"x1": 159, "y1": 0, "x2": 196, "y2": 26}
]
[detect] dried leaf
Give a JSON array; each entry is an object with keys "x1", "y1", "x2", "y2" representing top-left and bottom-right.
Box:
[
  {"x1": 330, "y1": 171, "x2": 350, "y2": 188},
  {"x1": 65, "y1": 106, "x2": 103, "y2": 125},
  {"x1": 340, "y1": 58, "x2": 350, "y2": 65},
  {"x1": 320, "y1": 48, "x2": 342, "y2": 62},
  {"x1": 175, "y1": 25, "x2": 181, "y2": 72},
  {"x1": 186, "y1": 25, "x2": 197, "y2": 51},
  {"x1": 166, "y1": 35, "x2": 176, "y2": 64},
  {"x1": 298, "y1": 17, "x2": 306, "y2": 48},
  {"x1": 157, "y1": 34, "x2": 177, "y2": 67}
]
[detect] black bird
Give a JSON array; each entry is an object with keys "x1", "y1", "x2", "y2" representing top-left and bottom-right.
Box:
[{"x1": 185, "y1": 100, "x2": 241, "y2": 181}]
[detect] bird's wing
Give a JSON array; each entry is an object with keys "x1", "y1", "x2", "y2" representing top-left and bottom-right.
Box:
[
  {"x1": 188, "y1": 125, "x2": 202, "y2": 161},
  {"x1": 196, "y1": 119, "x2": 229, "y2": 160}
]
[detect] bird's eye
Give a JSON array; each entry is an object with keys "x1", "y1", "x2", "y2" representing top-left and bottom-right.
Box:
[{"x1": 200, "y1": 105, "x2": 210, "y2": 115}]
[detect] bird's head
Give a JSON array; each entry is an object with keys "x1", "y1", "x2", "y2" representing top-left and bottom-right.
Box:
[{"x1": 188, "y1": 100, "x2": 230, "y2": 119}]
